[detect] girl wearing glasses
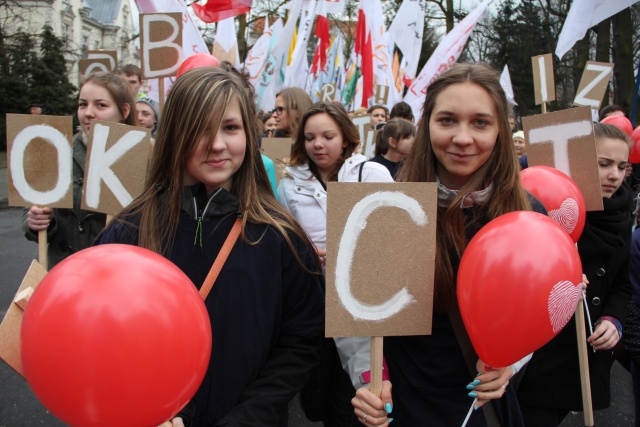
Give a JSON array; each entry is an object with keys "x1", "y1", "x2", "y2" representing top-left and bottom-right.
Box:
[{"x1": 273, "y1": 87, "x2": 313, "y2": 138}]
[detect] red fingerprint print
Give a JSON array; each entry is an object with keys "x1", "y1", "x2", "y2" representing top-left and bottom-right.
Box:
[
  {"x1": 548, "y1": 198, "x2": 579, "y2": 234},
  {"x1": 548, "y1": 280, "x2": 581, "y2": 333}
]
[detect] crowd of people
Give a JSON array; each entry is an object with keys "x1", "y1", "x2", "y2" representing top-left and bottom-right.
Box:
[{"x1": 18, "y1": 59, "x2": 640, "y2": 427}]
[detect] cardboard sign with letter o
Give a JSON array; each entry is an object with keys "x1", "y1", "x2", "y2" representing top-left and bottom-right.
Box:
[{"x1": 6, "y1": 114, "x2": 73, "y2": 209}]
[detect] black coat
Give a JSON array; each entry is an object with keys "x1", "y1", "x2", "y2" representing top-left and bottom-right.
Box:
[
  {"x1": 518, "y1": 182, "x2": 633, "y2": 410},
  {"x1": 95, "y1": 185, "x2": 325, "y2": 426}
]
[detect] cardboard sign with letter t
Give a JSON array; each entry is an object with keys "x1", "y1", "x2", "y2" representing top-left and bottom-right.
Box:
[{"x1": 522, "y1": 106, "x2": 602, "y2": 211}]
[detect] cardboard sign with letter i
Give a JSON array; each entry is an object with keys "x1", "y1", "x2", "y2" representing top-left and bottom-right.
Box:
[{"x1": 531, "y1": 54, "x2": 555, "y2": 113}]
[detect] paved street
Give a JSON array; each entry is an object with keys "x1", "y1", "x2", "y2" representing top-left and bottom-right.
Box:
[{"x1": 0, "y1": 168, "x2": 634, "y2": 426}]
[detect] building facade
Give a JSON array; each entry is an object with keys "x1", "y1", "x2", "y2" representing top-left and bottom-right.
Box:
[{"x1": 1, "y1": 0, "x2": 138, "y2": 86}]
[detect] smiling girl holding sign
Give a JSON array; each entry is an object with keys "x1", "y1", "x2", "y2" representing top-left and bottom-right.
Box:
[
  {"x1": 95, "y1": 66, "x2": 325, "y2": 427},
  {"x1": 351, "y1": 64, "x2": 546, "y2": 426},
  {"x1": 22, "y1": 72, "x2": 136, "y2": 268}
]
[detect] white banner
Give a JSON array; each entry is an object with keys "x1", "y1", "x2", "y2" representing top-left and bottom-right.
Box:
[
  {"x1": 556, "y1": 0, "x2": 639, "y2": 60},
  {"x1": 403, "y1": 0, "x2": 491, "y2": 120}
]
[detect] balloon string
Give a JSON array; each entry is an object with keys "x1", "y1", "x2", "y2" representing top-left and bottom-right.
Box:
[
  {"x1": 582, "y1": 290, "x2": 595, "y2": 353},
  {"x1": 461, "y1": 398, "x2": 478, "y2": 427}
]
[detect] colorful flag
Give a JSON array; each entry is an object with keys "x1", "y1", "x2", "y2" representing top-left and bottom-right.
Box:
[
  {"x1": 192, "y1": 0, "x2": 253, "y2": 24},
  {"x1": 404, "y1": 0, "x2": 491, "y2": 119},
  {"x1": 256, "y1": 0, "x2": 304, "y2": 111},
  {"x1": 246, "y1": 18, "x2": 281, "y2": 90},
  {"x1": 284, "y1": 0, "x2": 318, "y2": 88},
  {"x1": 556, "y1": 0, "x2": 638, "y2": 60},
  {"x1": 312, "y1": 34, "x2": 343, "y2": 102},
  {"x1": 387, "y1": 0, "x2": 424, "y2": 87}
]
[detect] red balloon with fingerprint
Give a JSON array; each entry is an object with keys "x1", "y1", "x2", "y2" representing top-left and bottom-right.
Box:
[{"x1": 458, "y1": 211, "x2": 582, "y2": 368}]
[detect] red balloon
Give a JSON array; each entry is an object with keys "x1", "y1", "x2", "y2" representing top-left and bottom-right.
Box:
[
  {"x1": 601, "y1": 115, "x2": 633, "y2": 136},
  {"x1": 21, "y1": 245, "x2": 211, "y2": 427},
  {"x1": 520, "y1": 166, "x2": 586, "y2": 243},
  {"x1": 458, "y1": 211, "x2": 583, "y2": 368},
  {"x1": 176, "y1": 53, "x2": 220, "y2": 77},
  {"x1": 631, "y1": 126, "x2": 640, "y2": 163}
]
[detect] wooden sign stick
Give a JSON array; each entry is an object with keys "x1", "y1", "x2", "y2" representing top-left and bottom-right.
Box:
[
  {"x1": 38, "y1": 227, "x2": 47, "y2": 271},
  {"x1": 370, "y1": 336, "x2": 384, "y2": 395},
  {"x1": 541, "y1": 102, "x2": 547, "y2": 114},
  {"x1": 575, "y1": 298, "x2": 594, "y2": 426},
  {"x1": 159, "y1": 78, "x2": 165, "y2": 111}
]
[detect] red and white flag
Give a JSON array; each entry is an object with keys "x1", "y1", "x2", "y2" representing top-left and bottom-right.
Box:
[
  {"x1": 354, "y1": 3, "x2": 374, "y2": 108},
  {"x1": 404, "y1": 0, "x2": 490, "y2": 120},
  {"x1": 192, "y1": 0, "x2": 253, "y2": 24},
  {"x1": 310, "y1": 0, "x2": 330, "y2": 75}
]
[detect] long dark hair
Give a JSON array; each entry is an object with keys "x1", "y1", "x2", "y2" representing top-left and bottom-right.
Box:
[{"x1": 398, "y1": 63, "x2": 532, "y2": 311}]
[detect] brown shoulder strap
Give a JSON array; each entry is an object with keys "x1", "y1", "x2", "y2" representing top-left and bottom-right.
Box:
[
  {"x1": 199, "y1": 218, "x2": 242, "y2": 300},
  {"x1": 448, "y1": 303, "x2": 502, "y2": 427}
]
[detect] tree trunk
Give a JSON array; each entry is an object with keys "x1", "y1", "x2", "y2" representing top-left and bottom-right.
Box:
[
  {"x1": 446, "y1": 0, "x2": 454, "y2": 32},
  {"x1": 611, "y1": 8, "x2": 634, "y2": 116},
  {"x1": 237, "y1": 14, "x2": 247, "y2": 64},
  {"x1": 595, "y1": 19, "x2": 610, "y2": 106}
]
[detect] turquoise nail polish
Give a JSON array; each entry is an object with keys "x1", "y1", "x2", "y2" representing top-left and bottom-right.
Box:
[
  {"x1": 474, "y1": 405, "x2": 480, "y2": 411},
  {"x1": 471, "y1": 379, "x2": 481, "y2": 385},
  {"x1": 384, "y1": 403, "x2": 392, "y2": 414},
  {"x1": 388, "y1": 418, "x2": 394, "y2": 423},
  {"x1": 468, "y1": 391, "x2": 478, "y2": 398},
  {"x1": 466, "y1": 384, "x2": 476, "y2": 390}
]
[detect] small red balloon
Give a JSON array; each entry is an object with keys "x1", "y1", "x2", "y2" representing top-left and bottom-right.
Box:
[
  {"x1": 631, "y1": 126, "x2": 640, "y2": 163},
  {"x1": 458, "y1": 211, "x2": 583, "y2": 368},
  {"x1": 21, "y1": 244, "x2": 211, "y2": 427},
  {"x1": 601, "y1": 115, "x2": 633, "y2": 136},
  {"x1": 520, "y1": 166, "x2": 586, "y2": 243},
  {"x1": 177, "y1": 53, "x2": 221, "y2": 77}
]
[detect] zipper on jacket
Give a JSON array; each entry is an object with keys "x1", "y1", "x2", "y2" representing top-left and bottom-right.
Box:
[{"x1": 191, "y1": 188, "x2": 222, "y2": 252}]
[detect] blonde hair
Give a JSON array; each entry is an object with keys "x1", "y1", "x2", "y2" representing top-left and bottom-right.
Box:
[
  {"x1": 275, "y1": 87, "x2": 313, "y2": 137},
  {"x1": 398, "y1": 63, "x2": 532, "y2": 311}
]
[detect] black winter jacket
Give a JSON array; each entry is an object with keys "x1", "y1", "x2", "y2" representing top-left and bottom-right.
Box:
[
  {"x1": 95, "y1": 185, "x2": 325, "y2": 426},
  {"x1": 518, "y1": 182, "x2": 633, "y2": 410}
]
